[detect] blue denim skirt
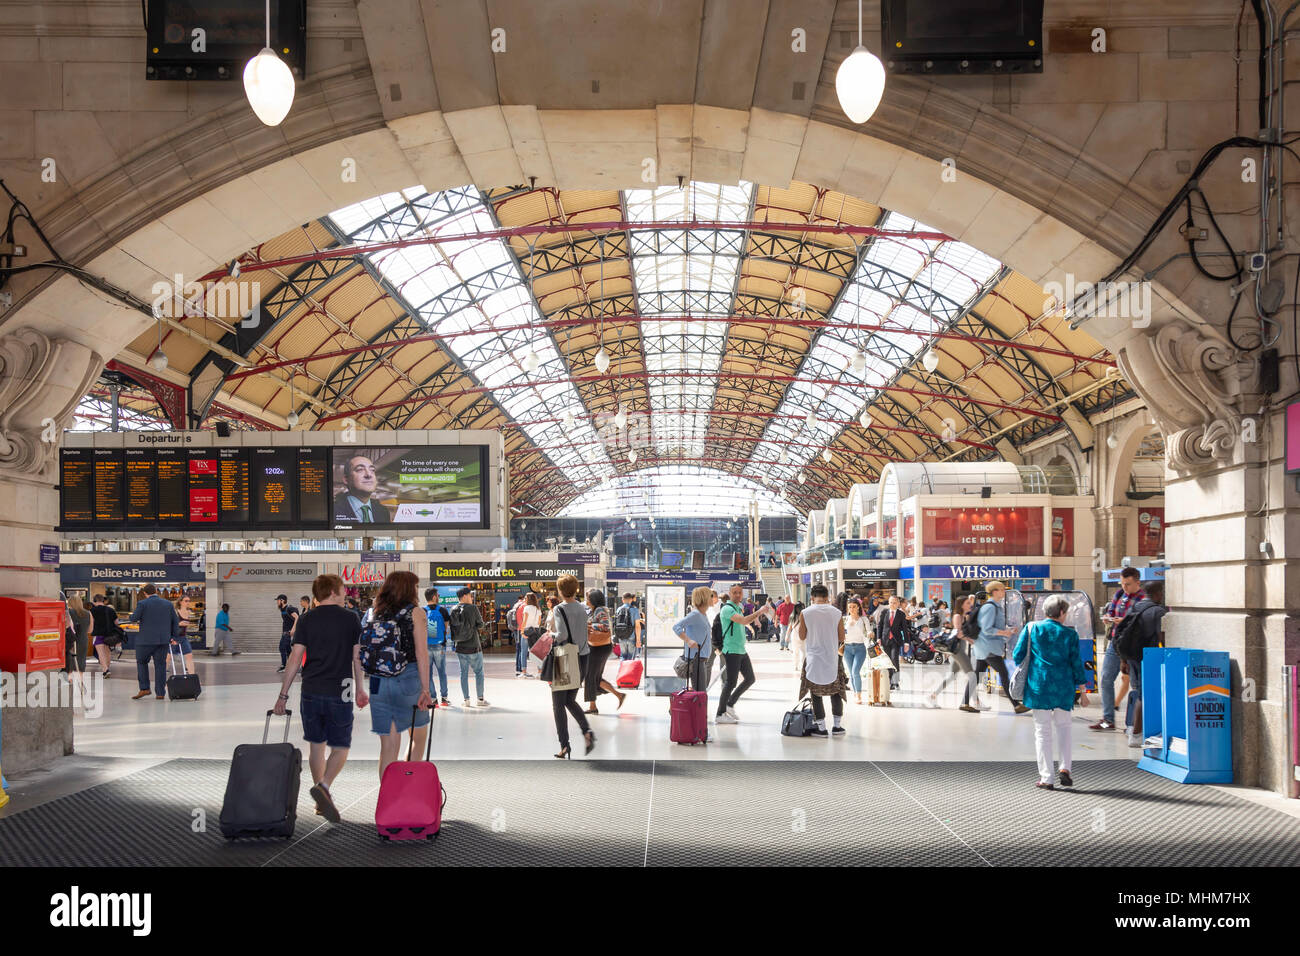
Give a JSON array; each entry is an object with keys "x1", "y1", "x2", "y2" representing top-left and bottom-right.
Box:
[{"x1": 368, "y1": 666, "x2": 430, "y2": 735}]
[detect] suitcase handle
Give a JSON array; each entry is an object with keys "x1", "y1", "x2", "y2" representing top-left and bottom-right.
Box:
[
  {"x1": 406, "y1": 704, "x2": 434, "y2": 762},
  {"x1": 168, "y1": 643, "x2": 188, "y2": 676},
  {"x1": 263, "y1": 709, "x2": 293, "y2": 744}
]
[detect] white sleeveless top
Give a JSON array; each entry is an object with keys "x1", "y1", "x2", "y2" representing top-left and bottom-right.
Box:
[
  {"x1": 844, "y1": 615, "x2": 869, "y2": 644},
  {"x1": 801, "y1": 603, "x2": 843, "y2": 685}
]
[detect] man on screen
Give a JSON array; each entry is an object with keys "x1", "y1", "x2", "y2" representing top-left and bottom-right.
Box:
[{"x1": 333, "y1": 454, "x2": 392, "y2": 524}]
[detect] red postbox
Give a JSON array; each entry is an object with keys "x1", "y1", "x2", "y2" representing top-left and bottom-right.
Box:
[{"x1": 0, "y1": 596, "x2": 67, "y2": 672}]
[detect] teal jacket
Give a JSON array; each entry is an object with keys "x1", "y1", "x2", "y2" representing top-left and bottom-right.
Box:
[{"x1": 1011, "y1": 617, "x2": 1087, "y2": 711}]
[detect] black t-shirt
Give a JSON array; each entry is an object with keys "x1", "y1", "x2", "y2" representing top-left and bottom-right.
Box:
[
  {"x1": 90, "y1": 604, "x2": 116, "y2": 636},
  {"x1": 280, "y1": 606, "x2": 298, "y2": 633},
  {"x1": 294, "y1": 605, "x2": 360, "y2": 697}
]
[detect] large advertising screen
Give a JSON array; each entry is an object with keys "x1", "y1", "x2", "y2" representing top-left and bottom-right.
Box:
[
  {"x1": 58, "y1": 441, "x2": 487, "y2": 533},
  {"x1": 921, "y1": 506, "x2": 1045, "y2": 557},
  {"x1": 330, "y1": 446, "x2": 488, "y2": 530}
]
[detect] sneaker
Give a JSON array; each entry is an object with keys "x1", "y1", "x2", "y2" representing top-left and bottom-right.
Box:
[
  {"x1": 515, "y1": 672, "x2": 525, "y2": 679},
  {"x1": 309, "y1": 783, "x2": 341, "y2": 823},
  {"x1": 810, "y1": 727, "x2": 829, "y2": 737},
  {"x1": 463, "y1": 699, "x2": 474, "y2": 709},
  {"x1": 1088, "y1": 720, "x2": 1115, "y2": 731},
  {"x1": 715, "y1": 712, "x2": 738, "y2": 724},
  {"x1": 831, "y1": 726, "x2": 846, "y2": 736},
  {"x1": 440, "y1": 698, "x2": 451, "y2": 708},
  {"x1": 276, "y1": 666, "x2": 285, "y2": 673},
  {"x1": 477, "y1": 698, "x2": 489, "y2": 707},
  {"x1": 1058, "y1": 770, "x2": 1073, "y2": 788},
  {"x1": 726, "y1": 706, "x2": 738, "y2": 721},
  {"x1": 231, "y1": 651, "x2": 241, "y2": 656},
  {"x1": 1127, "y1": 736, "x2": 1144, "y2": 748}
]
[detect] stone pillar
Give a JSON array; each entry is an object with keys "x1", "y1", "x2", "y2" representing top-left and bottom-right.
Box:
[
  {"x1": 1117, "y1": 322, "x2": 1299, "y2": 792},
  {"x1": 0, "y1": 328, "x2": 103, "y2": 773}
]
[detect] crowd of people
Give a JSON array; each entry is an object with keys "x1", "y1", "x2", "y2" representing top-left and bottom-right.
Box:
[{"x1": 111, "y1": 563, "x2": 1166, "y2": 801}]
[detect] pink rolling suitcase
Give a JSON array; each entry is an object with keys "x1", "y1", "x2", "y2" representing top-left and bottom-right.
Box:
[
  {"x1": 669, "y1": 656, "x2": 708, "y2": 745},
  {"x1": 375, "y1": 706, "x2": 446, "y2": 841},
  {"x1": 617, "y1": 658, "x2": 643, "y2": 688}
]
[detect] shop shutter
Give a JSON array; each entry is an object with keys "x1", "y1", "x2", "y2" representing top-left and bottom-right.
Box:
[{"x1": 220, "y1": 582, "x2": 310, "y2": 654}]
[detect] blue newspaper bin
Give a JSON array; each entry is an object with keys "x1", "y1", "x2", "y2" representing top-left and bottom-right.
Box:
[{"x1": 1137, "y1": 647, "x2": 1233, "y2": 784}]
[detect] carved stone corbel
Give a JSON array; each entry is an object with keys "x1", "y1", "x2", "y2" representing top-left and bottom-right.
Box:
[
  {"x1": 1114, "y1": 321, "x2": 1252, "y2": 474},
  {"x1": 0, "y1": 328, "x2": 103, "y2": 482}
]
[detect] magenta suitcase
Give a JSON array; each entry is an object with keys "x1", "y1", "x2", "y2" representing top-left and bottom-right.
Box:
[
  {"x1": 375, "y1": 707, "x2": 446, "y2": 841},
  {"x1": 617, "y1": 659, "x2": 643, "y2": 688},
  {"x1": 670, "y1": 658, "x2": 708, "y2": 745}
]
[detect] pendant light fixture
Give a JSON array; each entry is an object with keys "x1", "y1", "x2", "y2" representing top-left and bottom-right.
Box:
[
  {"x1": 242, "y1": 0, "x2": 296, "y2": 126},
  {"x1": 859, "y1": 409, "x2": 873, "y2": 430},
  {"x1": 629, "y1": 449, "x2": 638, "y2": 465},
  {"x1": 821, "y1": 448, "x2": 833, "y2": 463},
  {"x1": 805, "y1": 409, "x2": 817, "y2": 429},
  {"x1": 150, "y1": 317, "x2": 168, "y2": 371},
  {"x1": 922, "y1": 349, "x2": 940, "y2": 374},
  {"x1": 797, "y1": 471, "x2": 805, "y2": 484},
  {"x1": 614, "y1": 403, "x2": 628, "y2": 432},
  {"x1": 778, "y1": 449, "x2": 790, "y2": 465},
  {"x1": 285, "y1": 371, "x2": 298, "y2": 428},
  {"x1": 851, "y1": 349, "x2": 867, "y2": 373},
  {"x1": 593, "y1": 235, "x2": 610, "y2": 374},
  {"x1": 836, "y1": 0, "x2": 887, "y2": 124},
  {"x1": 522, "y1": 349, "x2": 540, "y2": 372},
  {"x1": 562, "y1": 409, "x2": 575, "y2": 430}
]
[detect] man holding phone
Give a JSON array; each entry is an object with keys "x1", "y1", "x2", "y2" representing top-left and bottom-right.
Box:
[{"x1": 1090, "y1": 567, "x2": 1146, "y2": 732}]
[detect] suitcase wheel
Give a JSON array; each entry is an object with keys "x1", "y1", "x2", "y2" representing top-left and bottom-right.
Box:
[
  {"x1": 379, "y1": 834, "x2": 390, "y2": 841},
  {"x1": 409, "y1": 826, "x2": 425, "y2": 834}
]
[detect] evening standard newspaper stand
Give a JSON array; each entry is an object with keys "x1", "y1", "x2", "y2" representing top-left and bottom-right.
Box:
[{"x1": 1137, "y1": 648, "x2": 1233, "y2": 784}]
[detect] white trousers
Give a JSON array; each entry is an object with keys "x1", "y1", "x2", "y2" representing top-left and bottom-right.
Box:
[
  {"x1": 1032, "y1": 708, "x2": 1072, "y2": 782},
  {"x1": 791, "y1": 638, "x2": 806, "y2": 675}
]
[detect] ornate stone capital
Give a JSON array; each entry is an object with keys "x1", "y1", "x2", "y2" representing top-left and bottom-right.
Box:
[
  {"x1": 0, "y1": 328, "x2": 103, "y2": 483},
  {"x1": 1115, "y1": 321, "x2": 1253, "y2": 474}
]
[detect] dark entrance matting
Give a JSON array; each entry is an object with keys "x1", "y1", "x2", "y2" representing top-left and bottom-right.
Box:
[{"x1": 1, "y1": 759, "x2": 1297, "y2": 867}]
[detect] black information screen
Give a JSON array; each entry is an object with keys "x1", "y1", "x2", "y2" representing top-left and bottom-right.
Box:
[
  {"x1": 219, "y1": 448, "x2": 250, "y2": 526},
  {"x1": 296, "y1": 447, "x2": 328, "y2": 525},
  {"x1": 93, "y1": 449, "x2": 125, "y2": 524},
  {"x1": 155, "y1": 448, "x2": 187, "y2": 524},
  {"x1": 124, "y1": 448, "x2": 157, "y2": 523},
  {"x1": 252, "y1": 448, "x2": 295, "y2": 525},
  {"x1": 60, "y1": 449, "x2": 94, "y2": 526}
]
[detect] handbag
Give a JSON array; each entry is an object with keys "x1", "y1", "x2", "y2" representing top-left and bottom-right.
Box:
[
  {"x1": 529, "y1": 631, "x2": 553, "y2": 660},
  {"x1": 780, "y1": 696, "x2": 818, "y2": 737},
  {"x1": 545, "y1": 605, "x2": 582, "y2": 691},
  {"x1": 1010, "y1": 622, "x2": 1035, "y2": 701},
  {"x1": 587, "y1": 609, "x2": 612, "y2": 647},
  {"x1": 673, "y1": 654, "x2": 689, "y2": 679}
]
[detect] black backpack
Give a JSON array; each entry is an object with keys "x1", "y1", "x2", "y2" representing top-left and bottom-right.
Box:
[
  {"x1": 961, "y1": 607, "x2": 982, "y2": 641},
  {"x1": 711, "y1": 611, "x2": 724, "y2": 651},
  {"x1": 614, "y1": 604, "x2": 634, "y2": 640}
]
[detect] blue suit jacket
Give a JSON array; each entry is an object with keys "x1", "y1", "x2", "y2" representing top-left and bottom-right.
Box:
[{"x1": 129, "y1": 595, "x2": 179, "y2": 648}]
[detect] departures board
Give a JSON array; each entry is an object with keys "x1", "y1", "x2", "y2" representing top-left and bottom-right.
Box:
[{"x1": 58, "y1": 440, "x2": 490, "y2": 533}]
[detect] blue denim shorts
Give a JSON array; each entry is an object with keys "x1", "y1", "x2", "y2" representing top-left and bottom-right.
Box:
[
  {"x1": 173, "y1": 635, "x2": 192, "y2": 655},
  {"x1": 300, "y1": 691, "x2": 354, "y2": 748},
  {"x1": 368, "y1": 666, "x2": 430, "y2": 735}
]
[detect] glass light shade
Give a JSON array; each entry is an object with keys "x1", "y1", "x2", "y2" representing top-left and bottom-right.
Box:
[
  {"x1": 593, "y1": 348, "x2": 611, "y2": 373},
  {"x1": 286, "y1": 411, "x2": 299, "y2": 428},
  {"x1": 859, "y1": 410, "x2": 872, "y2": 429},
  {"x1": 805, "y1": 410, "x2": 817, "y2": 428},
  {"x1": 821, "y1": 448, "x2": 833, "y2": 463},
  {"x1": 243, "y1": 48, "x2": 296, "y2": 127},
  {"x1": 835, "y1": 46, "x2": 887, "y2": 124},
  {"x1": 851, "y1": 350, "x2": 867, "y2": 372},
  {"x1": 522, "y1": 350, "x2": 540, "y2": 372},
  {"x1": 629, "y1": 449, "x2": 638, "y2": 464},
  {"x1": 150, "y1": 351, "x2": 169, "y2": 371},
  {"x1": 922, "y1": 349, "x2": 940, "y2": 373},
  {"x1": 614, "y1": 405, "x2": 628, "y2": 431}
]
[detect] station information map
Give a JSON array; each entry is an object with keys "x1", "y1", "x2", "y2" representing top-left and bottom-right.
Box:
[{"x1": 59, "y1": 444, "x2": 488, "y2": 532}]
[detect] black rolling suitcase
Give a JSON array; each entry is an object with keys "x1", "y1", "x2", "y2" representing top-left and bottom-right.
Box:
[
  {"x1": 219, "y1": 711, "x2": 301, "y2": 840},
  {"x1": 166, "y1": 645, "x2": 201, "y2": 700}
]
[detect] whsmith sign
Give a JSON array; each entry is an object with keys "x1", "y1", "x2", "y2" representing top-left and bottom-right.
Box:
[{"x1": 898, "y1": 564, "x2": 1051, "y2": 580}]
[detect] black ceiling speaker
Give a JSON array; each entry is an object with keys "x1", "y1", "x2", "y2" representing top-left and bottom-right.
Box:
[
  {"x1": 215, "y1": 421, "x2": 231, "y2": 437},
  {"x1": 881, "y1": 0, "x2": 1044, "y2": 75},
  {"x1": 980, "y1": 486, "x2": 992, "y2": 498}
]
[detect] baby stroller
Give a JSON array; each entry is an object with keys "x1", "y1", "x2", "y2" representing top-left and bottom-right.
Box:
[{"x1": 903, "y1": 628, "x2": 945, "y2": 666}]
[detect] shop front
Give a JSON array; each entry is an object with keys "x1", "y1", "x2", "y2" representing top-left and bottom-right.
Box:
[
  {"x1": 900, "y1": 562, "x2": 1053, "y2": 608},
  {"x1": 840, "y1": 565, "x2": 900, "y2": 609},
  {"x1": 61, "y1": 558, "x2": 207, "y2": 647},
  {"x1": 212, "y1": 562, "x2": 319, "y2": 654},
  {"x1": 431, "y1": 560, "x2": 583, "y2": 655}
]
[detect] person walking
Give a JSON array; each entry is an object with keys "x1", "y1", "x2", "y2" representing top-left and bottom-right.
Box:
[
  {"x1": 875, "y1": 596, "x2": 910, "y2": 691},
  {"x1": 929, "y1": 593, "x2": 979, "y2": 711},
  {"x1": 1090, "y1": 566, "x2": 1147, "y2": 733},
  {"x1": 89, "y1": 594, "x2": 117, "y2": 676},
  {"x1": 273, "y1": 573, "x2": 367, "y2": 821},
  {"x1": 715, "y1": 583, "x2": 763, "y2": 724},
  {"x1": 210, "y1": 603, "x2": 239, "y2": 656},
  {"x1": 582, "y1": 589, "x2": 625, "y2": 714},
  {"x1": 672, "y1": 586, "x2": 713, "y2": 697},
  {"x1": 973, "y1": 582, "x2": 1030, "y2": 714},
  {"x1": 508, "y1": 595, "x2": 526, "y2": 677},
  {"x1": 842, "y1": 598, "x2": 870, "y2": 705},
  {"x1": 613, "y1": 593, "x2": 641, "y2": 661},
  {"x1": 797, "y1": 584, "x2": 849, "y2": 736},
  {"x1": 448, "y1": 588, "x2": 489, "y2": 708},
  {"x1": 65, "y1": 595, "x2": 91, "y2": 678},
  {"x1": 423, "y1": 588, "x2": 452, "y2": 707},
  {"x1": 549, "y1": 573, "x2": 594, "y2": 758},
  {"x1": 128, "y1": 583, "x2": 179, "y2": 700},
  {"x1": 1012, "y1": 593, "x2": 1088, "y2": 789},
  {"x1": 175, "y1": 594, "x2": 196, "y2": 674},
  {"x1": 790, "y1": 600, "x2": 808, "y2": 674},
  {"x1": 1111, "y1": 581, "x2": 1168, "y2": 750},
  {"x1": 775, "y1": 596, "x2": 794, "y2": 650},
  {"x1": 275, "y1": 595, "x2": 299, "y2": 673},
  {"x1": 363, "y1": 570, "x2": 432, "y2": 780},
  {"x1": 518, "y1": 591, "x2": 543, "y2": 679}
]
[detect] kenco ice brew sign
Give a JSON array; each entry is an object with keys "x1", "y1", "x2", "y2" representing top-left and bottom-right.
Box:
[{"x1": 922, "y1": 507, "x2": 1044, "y2": 557}]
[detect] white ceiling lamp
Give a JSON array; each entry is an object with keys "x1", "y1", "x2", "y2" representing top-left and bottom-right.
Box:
[
  {"x1": 594, "y1": 347, "x2": 610, "y2": 374},
  {"x1": 242, "y1": 0, "x2": 296, "y2": 126},
  {"x1": 797, "y1": 471, "x2": 805, "y2": 484},
  {"x1": 150, "y1": 317, "x2": 168, "y2": 370},
  {"x1": 614, "y1": 403, "x2": 628, "y2": 431},
  {"x1": 629, "y1": 449, "x2": 638, "y2": 465},
  {"x1": 522, "y1": 349, "x2": 540, "y2": 372},
  {"x1": 520, "y1": 520, "x2": 527, "y2": 530},
  {"x1": 561, "y1": 409, "x2": 575, "y2": 429},
  {"x1": 922, "y1": 349, "x2": 940, "y2": 374},
  {"x1": 805, "y1": 409, "x2": 817, "y2": 428},
  {"x1": 778, "y1": 448, "x2": 791, "y2": 465},
  {"x1": 835, "y1": 0, "x2": 887, "y2": 124},
  {"x1": 851, "y1": 349, "x2": 867, "y2": 373},
  {"x1": 821, "y1": 448, "x2": 833, "y2": 463},
  {"x1": 859, "y1": 409, "x2": 873, "y2": 429},
  {"x1": 1106, "y1": 434, "x2": 1119, "y2": 450}
]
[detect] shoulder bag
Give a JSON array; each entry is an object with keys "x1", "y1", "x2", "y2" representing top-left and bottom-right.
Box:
[
  {"x1": 544, "y1": 604, "x2": 582, "y2": 691},
  {"x1": 587, "y1": 607, "x2": 612, "y2": 647},
  {"x1": 1010, "y1": 622, "x2": 1035, "y2": 701},
  {"x1": 780, "y1": 696, "x2": 818, "y2": 737}
]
